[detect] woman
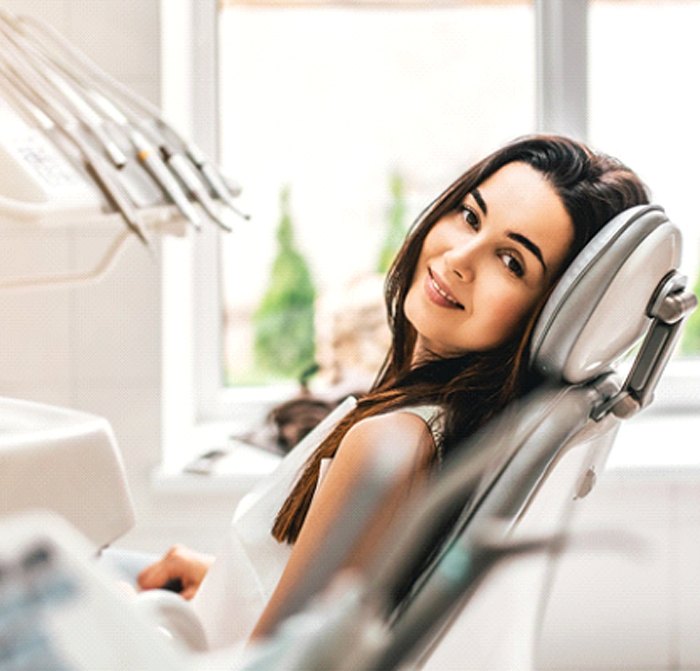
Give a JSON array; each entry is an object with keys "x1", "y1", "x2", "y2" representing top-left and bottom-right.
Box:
[{"x1": 137, "y1": 134, "x2": 649, "y2": 648}]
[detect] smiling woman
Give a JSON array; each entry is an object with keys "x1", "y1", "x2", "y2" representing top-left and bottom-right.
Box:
[
  {"x1": 270, "y1": 134, "x2": 649, "y2": 545},
  {"x1": 404, "y1": 162, "x2": 574, "y2": 357}
]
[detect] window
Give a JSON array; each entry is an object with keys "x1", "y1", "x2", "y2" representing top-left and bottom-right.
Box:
[
  {"x1": 588, "y1": 0, "x2": 700, "y2": 405},
  {"x1": 217, "y1": 1, "x2": 536, "y2": 400},
  {"x1": 183, "y1": 0, "x2": 698, "y2": 430},
  {"x1": 589, "y1": 0, "x2": 700, "y2": 290}
]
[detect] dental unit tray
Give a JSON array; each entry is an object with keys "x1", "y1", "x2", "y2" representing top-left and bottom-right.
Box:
[
  {"x1": 0, "y1": 10, "x2": 245, "y2": 285},
  {"x1": 0, "y1": 396, "x2": 135, "y2": 552}
]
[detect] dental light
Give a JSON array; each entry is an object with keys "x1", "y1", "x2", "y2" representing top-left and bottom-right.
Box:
[{"x1": 0, "y1": 9, "x2": 246, "y2": 288}]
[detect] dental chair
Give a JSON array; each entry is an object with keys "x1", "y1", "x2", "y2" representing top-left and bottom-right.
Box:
[{"x1": 236, "y1": 203, "x2": 697, "y2": 671}]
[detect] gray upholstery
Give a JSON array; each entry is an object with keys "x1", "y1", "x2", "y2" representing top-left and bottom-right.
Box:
[{"x1": 531, "y1": 205, "x2": 682, "y2": 383}]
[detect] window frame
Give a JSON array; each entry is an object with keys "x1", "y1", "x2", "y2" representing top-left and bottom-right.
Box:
[{"x1": 177, "y1": 0, "x2": 696, "y2": 437}]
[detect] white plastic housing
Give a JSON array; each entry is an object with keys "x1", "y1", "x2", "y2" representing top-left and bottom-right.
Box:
[{"x1": 0, "y1": 396, "x2": 135, "y2": 551}]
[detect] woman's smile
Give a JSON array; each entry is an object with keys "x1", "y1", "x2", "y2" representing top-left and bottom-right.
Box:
[{"x1": 425, "y1": 268, "x2": 464, "y2": 310}]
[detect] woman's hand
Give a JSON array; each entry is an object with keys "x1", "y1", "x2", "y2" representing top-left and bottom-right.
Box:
[{"x1": 137, "y1": 544, "x2": 214, "y2": 600}]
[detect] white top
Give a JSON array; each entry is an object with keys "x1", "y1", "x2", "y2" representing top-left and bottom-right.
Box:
[{"x1": 190, "y1": 397, "x2": 444, "y2": 651}]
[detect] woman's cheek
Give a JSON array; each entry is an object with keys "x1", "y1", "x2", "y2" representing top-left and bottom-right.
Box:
[{"x1": 483, "y1": 289, "x2": 527, "y2": 342}]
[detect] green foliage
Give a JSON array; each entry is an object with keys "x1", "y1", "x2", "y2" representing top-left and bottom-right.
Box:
[
  {"x1": 253, "y1": 186, "x2": 317, "y2": 379},
  {"x1": 680, "y1": 270, "x2": 700, "y2": 355},
  {"x1": 376, "y1": 171, "x2": 408, "y2": 274}
]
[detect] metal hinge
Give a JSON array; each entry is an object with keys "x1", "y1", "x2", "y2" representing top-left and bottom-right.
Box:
[{"x1": 591, "y1": 271, "x2": 698, "y2": 422}]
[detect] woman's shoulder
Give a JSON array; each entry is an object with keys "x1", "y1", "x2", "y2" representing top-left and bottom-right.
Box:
[
  {"x1": 339, "y1": 408, "x2": 440, "y2": 471},
  {"x1": 352, "y1": 408, "x2": 435, "y2": 436}
]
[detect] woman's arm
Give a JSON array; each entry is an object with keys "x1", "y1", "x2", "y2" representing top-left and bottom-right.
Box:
[{"x1": 249, "y1": 410, "x2": 436, "y2": 640}]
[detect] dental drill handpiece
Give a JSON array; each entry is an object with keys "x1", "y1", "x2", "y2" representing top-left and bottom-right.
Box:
[
  {"x1": 2, "y1": 10, "x2": 131, "y2": 173},
  {"x1": 19, "y1": 21, "x2": 216, "y2": 234},
  {"x1": 92, "y1": 93, "x2": 232, "y2": 232},
  {"x1": 45, "y1": 69, "x2": 127, "y2": 169},
  {"x1": 159, "y1": 144, "x2": 232, "y2": 232},
  {"x1": 15, "y1": 12, "x2": 250, "y2": 222},
  {"x1": 0, "y1": 64, "x2": 149, "y2": 247},
  {"x1": 130, "y1": 129, "x2": 204, "y2": 230},
  {"x1": 0, "y1": 15, "x2": 127, "y2": 171},
  {"x1": 20, "y1": 18, "x2": 209, "y2": 234},
  {"x1": 33, "y1": 46, "x2": 231, "y2": 231},
  {"x1": 181, "y1": 141, "x2": 250, "y2": 221}
]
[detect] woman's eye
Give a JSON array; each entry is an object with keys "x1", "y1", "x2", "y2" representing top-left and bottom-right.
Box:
[
  {"x1": 501, "y1": 253, "x2": 524, "y2": 278},
  {"x1": 459, "y1": 205, "x2": 479, "y2": 230}
]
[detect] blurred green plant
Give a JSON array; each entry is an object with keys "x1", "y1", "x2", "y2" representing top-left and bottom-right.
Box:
[
  {"x1": 376, "y1": 171, "x2": 408, "y2": 274},
  {"x1": 680, "y1": 270, "x2": 700, "y2": 355},
  {"x1": 253, "y1": 186, "x2": 317, "y2": 379}
]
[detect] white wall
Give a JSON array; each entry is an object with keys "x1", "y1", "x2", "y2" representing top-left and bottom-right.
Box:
[{"x1": 0, "y1": 0, "x2": 237, "y2": 555}]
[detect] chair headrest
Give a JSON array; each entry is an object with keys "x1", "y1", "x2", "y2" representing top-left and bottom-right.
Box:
[{"x1": 530, "y1": 204, "x2": 682, "y2": 384}]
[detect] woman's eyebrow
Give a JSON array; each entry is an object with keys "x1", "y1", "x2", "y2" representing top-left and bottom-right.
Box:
[
  {"x1": 508, "y1": 232, "x2": 547, "y2": 273},
  {"x1": 470, "y1": 188, "x2": 488, "y2": 215}
]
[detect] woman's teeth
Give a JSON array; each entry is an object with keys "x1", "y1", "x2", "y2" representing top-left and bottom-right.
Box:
[{"x1": 430, "y1": 272, "x2": 463, "y2": 309}]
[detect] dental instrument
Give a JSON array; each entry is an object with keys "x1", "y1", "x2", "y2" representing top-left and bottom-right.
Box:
[
  {"x1": 159, "y1": 143, "x2": 233, "y2": 233},
  {"x1": 12, "y1": 10, "x2": 250, "y2": 222},
  {"x1": 130, "y1": 126, "x2": 204, "y2": 231},
  {"x1": 0, "y1": 5, "x2": 249, "y2": 265},
  {"x1": 0, "y1": 15, "x2": 206, "y2": 233},
  {"x1": 0, "y1": 16, "x2": 128, "y2": 172},
  {"x1": 88, "y1": 91, "x2": 234, "y2": 232},
  {"x1": 0, "y1": 62, "x2": 150, "y2": 247}
]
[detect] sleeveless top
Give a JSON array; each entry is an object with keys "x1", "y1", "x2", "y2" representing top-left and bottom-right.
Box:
[{"x1": 190, "y1": 397, "x2": 445, "y2": 651}]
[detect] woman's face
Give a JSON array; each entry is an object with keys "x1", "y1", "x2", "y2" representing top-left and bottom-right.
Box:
[{"x1": 404, "y1": 161, "x2": 574, "y2": 360}]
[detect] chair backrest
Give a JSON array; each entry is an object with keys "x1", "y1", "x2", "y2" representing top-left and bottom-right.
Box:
[{"x1": 364, "y1": 204, "x2": 694, "y2": 671}]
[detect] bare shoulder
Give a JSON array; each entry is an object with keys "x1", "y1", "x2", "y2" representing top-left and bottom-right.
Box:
[{"x1": 335, "y1": 411, "x2": 437, "y2": 475}]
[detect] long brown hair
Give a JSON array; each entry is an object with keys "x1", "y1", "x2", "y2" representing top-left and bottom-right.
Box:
[{"x1": 272, "y1": 134, "x2": 649, "y2": 543}]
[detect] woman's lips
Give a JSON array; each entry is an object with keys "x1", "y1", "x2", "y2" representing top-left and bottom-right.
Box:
[{"x1": 425, "y1": 269, "x2": 464, "y2": 309}]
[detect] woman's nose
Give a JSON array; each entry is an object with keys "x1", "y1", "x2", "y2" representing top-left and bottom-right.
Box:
[{"x1": 444, "y1": 242, "x2": 477, "y2": 283}]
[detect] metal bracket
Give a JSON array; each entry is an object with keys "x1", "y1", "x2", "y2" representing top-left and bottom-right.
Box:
[{"x1": 592, "y1": 271, "x2": 698, "y2": 421}]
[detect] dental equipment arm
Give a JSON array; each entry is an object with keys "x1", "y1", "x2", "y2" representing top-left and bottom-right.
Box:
[
  {"x1": 12, "y1": 10, "x2": 249, "y2": 221},
  {"x1": 0, "y1": 62, "x2": 149, "y2": 246},
  {"x1": 0, "y1": 13, "x2": 206, "y2": 232}
]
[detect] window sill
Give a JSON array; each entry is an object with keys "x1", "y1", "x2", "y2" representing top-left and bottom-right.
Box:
[
  {"x1": 156, "y1": 357, "x2": 699, "y2": 496},
  {"x1": 153, "y1": 408, "x2": 700, "y2": 502},
  {"x1": 153, "y1": 419, "x2": 282, "y2": 496}
]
